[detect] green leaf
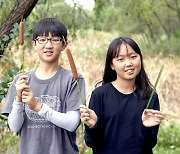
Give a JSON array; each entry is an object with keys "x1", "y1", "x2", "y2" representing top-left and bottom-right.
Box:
[
  {"x1": 0, "y1": 93, "x2": 4, "y2": 98},
  {"x1": 13, "y1": 65, "x2": 20, "y2": 73},
  {"x1": 2, "y1": 55, "x2": 13, "y2": 62},
  {"x1": 12, "y1": 28, "x2": 18, "y2": 36},
  {"x1": 2, "y1": 35, "x2": 9, "y2": 41},
  {"x1": 24, "y1": 31, "x2": 30, "y2": 37},
  {"x1": 1, "y1": 82, "x2": 8, "y2": 88},
  {"x1": 20, "y1": 64, "x2": 25, "y2": 71},
  {"x1": 0, "y1": 0, "x2": 3, "y2": 7},
  {"x1": 1, "y1": 43, "x2": 4, "y2": 49},
  {"x1": 7, "y1": 70, "x2": 14, "y2": 77},
  {"x1": 145, "y1": 65, "x2": 164, "y2": 110},
  {"x1": 13, "y1": 23, "x2": 19, "y2": 29},
  {"x1": 9, "y1": 33, "x2": 15, "y2": 39},
  {"x1": 1, "y1": 76, "x2": 8, "y2": 82},
  {"x1": 0, "y1": 95, "x2": 4, "y2": 102}
]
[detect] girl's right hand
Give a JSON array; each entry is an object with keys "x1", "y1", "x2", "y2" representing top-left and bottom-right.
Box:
[
  {"x1": 80, "y1": 105, "x2": 98, "y2": 128},
  {"x1": 15, "y1": 75, "x2": 29, "y2": 102}
]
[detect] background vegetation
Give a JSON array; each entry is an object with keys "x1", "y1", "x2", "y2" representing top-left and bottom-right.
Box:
[{"x1": 0, "y1": 0, "x2": 180, "y2": 154}]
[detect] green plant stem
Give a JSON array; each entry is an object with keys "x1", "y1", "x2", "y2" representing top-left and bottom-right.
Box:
[
  {"x1": 75, "y1": 79, "x2": 89, "y2": 126},
  {"x1": 145, "y1": 65, "x2": 164, "y2": 110},
  {"x1": 75, "y1": 79, "x2": 85, "y2": 105}
]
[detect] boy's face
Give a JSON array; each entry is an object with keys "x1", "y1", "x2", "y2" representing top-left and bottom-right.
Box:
[{"x1": 32, "y1": 33, "x2": 66, "y2": 64}]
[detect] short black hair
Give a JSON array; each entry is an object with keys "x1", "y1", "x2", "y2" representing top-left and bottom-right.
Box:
[{"x1": 32, "y1": 18, "x2": 67, "y2": 44}]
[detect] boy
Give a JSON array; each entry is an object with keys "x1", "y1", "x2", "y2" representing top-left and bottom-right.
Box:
[{"x1": 1, "y1": 18, "x2": 85, "y2": 154}]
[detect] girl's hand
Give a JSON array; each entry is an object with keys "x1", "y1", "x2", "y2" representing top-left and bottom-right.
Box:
[
  {"x1": 15, "y1": 75, "x2": 29, "y2": 102},
  {"x1": 142, "y1": 109, "x2": 164, "y2": 127},
  {"x1": 22, "y1": 88, "x2": 42, "y2": 112},
  {"x1": 80, "y1": 105, "x2": 98, "y2": 128}
]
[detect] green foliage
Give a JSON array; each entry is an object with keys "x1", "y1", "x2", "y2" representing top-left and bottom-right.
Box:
[
  {"x1": 158, "y1": 122, "x2": 180, "y2": 148},
  {"x1": 28, "y1": 0, "x2": 93, "y2": 38},
  {"x1": 1, "y1": 0, "x2": 179, "y2": 55},
  {"x1": 0, "y1": 19, "x2": 32, "y2": 53},
  {"x1": 154, "y1": 147, "x2": 180, "y2": 154},
  {"x1": 0, "y1": 0, "x2": 3, "y2": 7},
  {"x1": 0, "y1": 65, "x2": 22, "y2": 102},
  {"x1": 84, "y1": 149, "x2": 92, "y2": 154},
  {"x1": 0, "y1": 64, "x2": 24, "y2": 123},
  {"x1": 0, "y1": 131, "x2": 19, "y2": 154},
  {"x1": 0, "y1": 23, "x2": 19, "y2": 52},
  {"x1": 153, "y1": 121, "x2": 180, "y2": 154},
  {"x1": 174, "y1": 29, "x2": 180, "y2": 38},
  {"x1": 0, "y1": 0, "x2": 17, "y2": 25},
  {"x1": 149, "y1": 35, "x2": 180, "y2": 56}
]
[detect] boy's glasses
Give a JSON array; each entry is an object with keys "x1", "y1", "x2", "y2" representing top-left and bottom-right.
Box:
[{"x1": 35, "y1": 37, "x2": 62, "y2": 44}]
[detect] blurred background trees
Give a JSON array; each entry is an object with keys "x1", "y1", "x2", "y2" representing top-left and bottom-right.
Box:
[{"x1": 0, "y1": 0, "x2": 180, "y2": 57}]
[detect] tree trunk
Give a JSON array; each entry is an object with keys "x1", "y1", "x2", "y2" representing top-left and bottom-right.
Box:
[
  {"x1": 146, "y1": 22, "x2": 155, "y2": 41},
  {"x1": 153, "y1": 11, "x2": 171, "y2": 39},
  {"x1": 0, "y1": 0, "x2": 39, "y2": 57},
  {"x1": 165, "y1": 0, "x2": 180, "y2": 25},
  {"x1": 174, "y1": 0, "x2": 180, "y2": 25}
]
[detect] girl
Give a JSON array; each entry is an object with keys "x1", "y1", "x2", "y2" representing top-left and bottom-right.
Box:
[{"x1": 80, "y1": 37, "x2": 163, "y2": 154}]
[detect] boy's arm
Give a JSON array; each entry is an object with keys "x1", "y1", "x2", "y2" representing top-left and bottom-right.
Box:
[
  {"x1": 38, "y1": 103, "x2": 80, "y2": 132},
  {"x1": 8, "y1": 101, "x2": 24, "y2": 132}
]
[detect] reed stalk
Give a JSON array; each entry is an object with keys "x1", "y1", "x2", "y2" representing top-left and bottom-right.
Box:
[
  {"x1": 145, "y1": 65, "x2": 164, "y2": 110},
  {"x1": 66, "y1": 47, "x2": 85, "y2": 105}
]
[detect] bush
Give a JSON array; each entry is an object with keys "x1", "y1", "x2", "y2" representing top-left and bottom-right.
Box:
[{"x1": 153, "y1": 120, "x2": 180, "y2": 154}]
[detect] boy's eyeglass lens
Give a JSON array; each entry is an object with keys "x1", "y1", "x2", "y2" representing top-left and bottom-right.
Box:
[{"x1": 35, "y1": 38, "x2": 62, "y2": 44}]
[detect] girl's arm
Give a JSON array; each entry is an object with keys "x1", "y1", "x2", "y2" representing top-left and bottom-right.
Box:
[
  {"x1": 140, "y1": 94, "x2": 163, "y2": 150},
  {"x1": 83, "y1": 92, "x2": 104, "y2": 148}
]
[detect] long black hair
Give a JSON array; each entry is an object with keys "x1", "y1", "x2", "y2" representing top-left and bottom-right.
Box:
[{"x1": 101, "y1": 36, "x2": 153, "y2": 99}]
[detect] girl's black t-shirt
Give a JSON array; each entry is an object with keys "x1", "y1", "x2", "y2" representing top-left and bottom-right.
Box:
[{"x1": 85, "y1": 83, "x2": 159, "y2": 154}]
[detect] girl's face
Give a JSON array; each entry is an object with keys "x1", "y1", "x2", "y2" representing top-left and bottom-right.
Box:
[
  {"x1": 111, "y1": 43, "x2": 141, "y2": 82},
  {"x1": 32, "y1": 33, "x2": 66, "y2": 64}
]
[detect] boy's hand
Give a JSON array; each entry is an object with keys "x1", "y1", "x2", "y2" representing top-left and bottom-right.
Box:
[
  {"x1": 142, "y1": 109, "x2": 164, "y2": 127},
  {"x1": 15, "y1": 75, "x2": 29, "y2": 102},
  {"x1": 22, "y1": 88, "x2": 42, "y2": 112},
  {"x1": 80, "y1": 105, "x2": 98, "y2": 128}
]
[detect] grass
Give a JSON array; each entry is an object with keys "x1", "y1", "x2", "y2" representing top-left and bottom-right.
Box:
[
  {"x1": 153, "y1": 147, "x2": 180, "y2": 154},
  {"x1": 0, "y1": 128, "x2": 19, "y2": 154},
  {"x1": 153, "y1": 119, "x2": 180, "y2": 154}
]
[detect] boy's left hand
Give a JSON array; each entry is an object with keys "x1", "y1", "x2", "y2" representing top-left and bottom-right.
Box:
[
  {"x1": 22, "y1": 88, "x2": 42, "y2": 112},
  {"x1": 142, "y1": 109, "x2": 164, "y2": 127}
]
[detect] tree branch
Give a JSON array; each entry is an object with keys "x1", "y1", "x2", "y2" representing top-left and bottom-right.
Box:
[{"x1": 0, "y1": 0, "x2": 39, "y2": 57}]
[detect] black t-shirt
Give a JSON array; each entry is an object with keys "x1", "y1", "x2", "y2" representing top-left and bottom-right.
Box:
[{"x1": 85, "y1": 83, "x2": 159, "y2": 154}]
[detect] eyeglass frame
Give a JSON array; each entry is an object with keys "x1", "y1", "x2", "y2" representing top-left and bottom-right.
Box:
[{"x1": 34, "y1": 37, "x2": 63, "y2": 44}]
